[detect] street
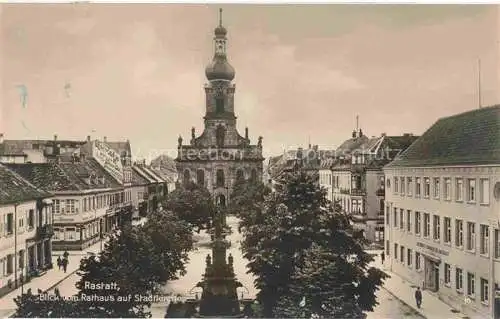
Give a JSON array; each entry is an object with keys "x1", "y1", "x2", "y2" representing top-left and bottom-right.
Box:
[{"x1": 48, "y1": 215, "x2": 423, "y2": 318}]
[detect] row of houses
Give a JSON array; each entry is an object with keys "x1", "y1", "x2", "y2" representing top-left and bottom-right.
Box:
[
  {"x1": 266, "y1": 104, "x2": 500, "y2": 318},
  {"x1": 0, "y1": 134, "x2": 177, "y2": 297}
]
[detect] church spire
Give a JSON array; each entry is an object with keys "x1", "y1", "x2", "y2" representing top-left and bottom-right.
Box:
[{"x1": 205, "y1": 8, "x2": 235, "y2": 81}]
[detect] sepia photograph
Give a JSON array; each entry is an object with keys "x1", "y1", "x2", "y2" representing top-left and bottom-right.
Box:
[{"x1": 0, "y1": 3, "x2": 499, "y2": 318}]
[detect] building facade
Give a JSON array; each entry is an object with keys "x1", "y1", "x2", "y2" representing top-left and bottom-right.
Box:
[
  {"x1": 0, "y1": 164, "x2": 54, "y2": 297},
  {"x1": 176, "y1": 11, "x2": 264, "y2": 207},
  {"x1": 384, "y1": 105, "x2": 500, "y2": 318}
]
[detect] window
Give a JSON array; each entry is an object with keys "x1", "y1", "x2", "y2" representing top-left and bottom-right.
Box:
[
  {"x1": 480, "y1": 179, "x2": 490, "y2": 204},
  {"x1": 352, "y1": 199, "x2": 362, "y2": 214},
  {"x1": 6, "y1": 213, "x2": 13, "y2": 235},
  {"x1": 495, "y1": 230, "x2": 500, "y2": 259},
  {"x1": 407, "y1": 248, "x2": 412, "y2": 266},
  {"x1": 400, "y1": 245, "x2": 404, "y2": 263},
  {"x1": 415, "y1": 178, "x2": 421, "y2": 197},
  {"x1": 467, "y1": 179, "x2": 476, "y2": 202},
  {"x1": 394, "y1": 177, "x2": 399, "y2": 193},
  {"x1": 407, "y1": 177, "x2": 412, "y2": 196},
  {"x1": 399, "y1": 209, "x2": 404, "y2": 230},
  {"x1": 456, "y1": 268, "x2": 463, "y2": 291},
  {"x1": 444, "y1": 178, "x2": 451, "y2": 200},
  {"x1": 424, "y1": 178, "x2": 430, "y2": 197},
  {"x1": 28, "y1": 209, "x2": 34, "y2": 228},
  {"x1": 481, "y1": 278, "x2": 489, "y2": 304},
  {"x1": 400, "y1": 177, "x2": 405, "y2": 195},
  {"x1": 467, "y1": 272, "x2": 475, "y2": 297},
  {"x1": 379, "y1": 199, "x2": 385, "y2": 215},
  {"x1": 444, "y1": 217, "x2": 451, "y2": 244},
  {"x1": 216, "y1": 169, "x2": 225, "y2": 187},
  {"x1": 415, "y1": 252, "x2": 421, "y2": 270},
  {"x1": 406, "y1": 210, "x2": 412, "y2": 232},
  {"x1": 386, "y1": 240, "x2": 390, "y2": 256},
  {"x1": 197, "y1": 169, "x2": 205, "y2": 186},
  {"x1": 183, "y1": 169, "x2": 191, "y2": 185},
  {"x1": 444, "y1": 264, "x2": 451, "y2": 286},
  {"x1": 393, "y1": 208, "x2": 398, "y2": 228},
  {"x1": 456, "y1": 178, "x2": 463, "y2": 201},
  {"x1": 415, "y1": 211, "x2": 421, "y2": 235},
  {"x1": 433, "y1": 215, "x2": 440, "y2": 241},
  {"x1": 467, "y1": 222, "x2": 476, "y2": 251},
  {"x1": 215, "y1": 97, "x2": 224, "y2": 113},
  {"x1": 480, "y1": 225, "x2": 489, "y2": 255},
  {"x1": 54, "y1": 199, "x2": 60, "y2": 214},
  {"x1": 433, "y1": 178, "x2": 440, "y2": 198},
  {"x1": 456, "y1": 219, "x2": 464, "y2": 247},
  {"x1": 394, "y1": 243, "x2": 398, "y2": 260},
  {"x1": 19, "y1": 250, "x2": 25, "y2": 269},
  {"x1": 386, "y1": 206, "x2": 390, "y2": 226},
  {"x1": 68, "y1": 200, "x2": 75, "y2": 214},
  {"x1": 423, "y1": 213, "x2": 430, "y2": 238},
  {"x1": 6, "y1": 255, "x2": 13, "y2": 274}
]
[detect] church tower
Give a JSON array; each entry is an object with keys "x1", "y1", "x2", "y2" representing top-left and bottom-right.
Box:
[{"x1": 176, "y1": 9, "x2": 264, "y2": 206}]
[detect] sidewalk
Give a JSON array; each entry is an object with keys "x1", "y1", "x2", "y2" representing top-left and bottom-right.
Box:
[
  {"x1": 367, "y1": 250, "x2": 466, "y2": 319},
  {"x1": 0, "y1": 240, "x2": 106, "y2": 318}
]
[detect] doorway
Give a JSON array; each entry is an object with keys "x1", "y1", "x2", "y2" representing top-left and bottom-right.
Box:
[{"x1": 424, "y1": 256, "x2": 439, "y2": 292}]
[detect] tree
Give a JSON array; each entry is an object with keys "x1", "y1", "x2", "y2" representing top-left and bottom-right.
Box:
[
  {"x1": 14, "y1": 210, "x2": 194, "y2": 318},
  {"x1": 164, "y1": 181, "x2": 215, "y2": 233},
  {"x1": 229, "y1": 178, "x2": 271, "y2": 232},
  {"x1": 240, "y1": 170, "x2": 388, "y2": 318}
]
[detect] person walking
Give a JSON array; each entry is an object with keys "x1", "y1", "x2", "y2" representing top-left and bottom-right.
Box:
[
  {"x1": 56, "y1": 256, "x2": 62, "y2": 270},
  {"x1": 415, "y1": 287, "x2": 422, "y2": 309},
  {"x1": 63, "y1": 250, "x2": 69, "y2": 259},
  {"x1": 380, "y1": 252, "x2": 385, "y2": 264},
  {"x1": 62, "y1": 257, "x2": 68, "y2": 273}
]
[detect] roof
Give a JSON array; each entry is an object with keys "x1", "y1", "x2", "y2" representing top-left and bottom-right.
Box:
[
  {"x1": 131, "y1": 168, "x2": 150, "y2": 186},
  {"x1": 336, "y1": 135, "x2": 370, "y2": 154},
  {"x1": 132, "y1": 165, "x2": 157, "y2": 184},
  {"x1": 0, "y1": 139, "x2": 86, "y2": 156},
  {"x1": 150, "y1": 167, "x2": 175, "y2": 183},
  {"x1": 141, "y1": 166, "x2": 165, "y2": 183},
  {"x1": 5, "y1": 158, "x2": 122, "y2": 193},
  {"x1": 107, "y1": 141, "x2": 132, "y2": 158},
  {"x1": 151, "y1": 155, "x2": 177, "y2": 172},
  {"x1": 0, "y1": 164, "x2": 52, "y2": 205},
  {"x1": 387, "y1": 105, "x2": 500, "y2": 168},
  {"x1": 387, "y1": 105, "x2": 500, "y2": 167}
]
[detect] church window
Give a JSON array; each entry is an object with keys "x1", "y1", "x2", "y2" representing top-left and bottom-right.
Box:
[
  {"x1": 216, "y1": 169, "x2": 225, "y2": 187},
  {"x1": 183, "y1": 169, "x2": 191, "y2": 185},
  {"x1": 216, "y1": 126, "x2": 226, "y2": 148},
  {"x1": 236, "y1": 169, "x2": 244, "y2": 181},
  {"x1": 215, "y1": 97, "x2": 224, "y2": 113},
  {"x1": 250, "y1": 169, "x2": 258, "y2": 182},
  {"x1": 197, "y1": 170, "x2": 205, "y2": 186}
]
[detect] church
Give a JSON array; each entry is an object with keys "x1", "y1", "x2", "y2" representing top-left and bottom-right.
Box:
[{"x1": 176, "y1": 9, "x2": 264, "y2": 207}]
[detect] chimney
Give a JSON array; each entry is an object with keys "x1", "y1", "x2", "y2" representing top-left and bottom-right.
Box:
[
  {"x1": 0, "y1": 133, "x2": 4, "y2": 144},
  {"x1": 245, "y1": 127, "x2": 248, "y2": 140},
  {"x1": 313, "y1": 145, "x2": 318, "y2": 152},
  {"x1": 359, "y1": 129, "x2": 363, "y2": 137},
  {"x1": 54, "y1": 134, "x2": 57, "y2": 141},
  {"x1": 381, "y1": 133, "x2": 386, "y2": 137},
  {"x1": 352, "y1": 130, "x2": 357, "y2": 138},
  {"x1": 103, "y1": 136, "x2": 107, "y2": 142},
  {"x1": 87, "y1": 135, "x2": 91, "y2": 142}
]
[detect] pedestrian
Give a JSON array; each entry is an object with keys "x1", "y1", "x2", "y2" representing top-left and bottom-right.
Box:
[
  {"x1": 63, "y1": 250, "x2": 69, "y2": 259},
  {"x1": 57, "y1": 256, "x2": 62, "y2": 270},
  {"x1": 415, "y1": 287, "x2": 422, "y2": 309},
  {"x1": 62, "y1": 257, "x2": 68, "y2": 273},
  {"x1": 381, "y1": 251, "x2": 385, "y2": 264}
]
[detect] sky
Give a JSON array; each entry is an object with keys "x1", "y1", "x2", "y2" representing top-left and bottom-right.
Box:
[{"x1": 1, "y1": 4, "x2": 499, "y2": 161}]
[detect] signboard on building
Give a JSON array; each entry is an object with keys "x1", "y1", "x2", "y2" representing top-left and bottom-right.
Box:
[
  {"x1": 417, "y1": 242, "x2": 449, "y2": 257},
  {"x1": 92, "y1": 140, "x2": 123, "y2": 184}
]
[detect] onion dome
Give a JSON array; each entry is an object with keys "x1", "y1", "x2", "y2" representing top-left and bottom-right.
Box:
[
  {"x1": 214, "y1": 25, "x2": 227, "y2": 37},
  {"x1": 205, "y1": 57, "x2": 235, "y2": 81}
]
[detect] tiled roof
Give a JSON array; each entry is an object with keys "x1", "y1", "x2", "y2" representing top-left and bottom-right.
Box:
[
  {"x1": 0, "y1": 139, "x2": 86, "y2": 156},
  {"x1": 132, "y1": 168, "x2": 150, "y2": 186},
  {"x1": 141, "y1": 166, "x2": 165, "y2": 183},
  {"x1": 0, "y1": 164, "x2": 52, "y2": 205},
  {"x1": 150, "y1": 168, "x2": 175, "y2": 183},
  {"x1": 133, "y1": 166, "x2": 156, "y2": 183},
  {"x1": 387, "y1": 105, "x2": 500, "y2": 168},
  {"x1": 336, "y1": 135, "x2": 370, "y2": 154},
  {"x1": 151, "y1": 155, "x2": 177, "y2": 172},
  {"x1": 6, "y1": 158, "x2": 122, "y2": 192}
]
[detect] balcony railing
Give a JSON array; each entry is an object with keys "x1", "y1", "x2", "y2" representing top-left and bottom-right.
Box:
[
  {"x1": 36, "y1": 224, "x2": 54, "y2": 238},
  {"x1": 351, "y1": 189, "x2": 366, "y2": 196},
  {"x1": 339, "y1": 188, "x2": 350, "y2": 195}
]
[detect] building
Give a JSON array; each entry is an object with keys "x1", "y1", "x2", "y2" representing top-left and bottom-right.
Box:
[
  {"x1": 329, "y1": 129, "x2": 417, "y2": 245},
  {"x1": 0, "y1": 164, "x2": 54, "y2": 296},
  {"x1": 130, "y1": 167, "x2": 151, "y2": 219},
  {"x1": 6, "y1": 155, "x2": 126, "y2": 251},
  {"x1": 384, "y1": 105, "x2": 500, "y2": 318},
  {"x1": 151, "y1": 154, "x2": 178, "y2": 194},
  {"x1": 175, "y1": 10, "x2": 264, "y2": 207},
  {"x1": 132, "y1": 163, "x2": 167, "y2": 214}
]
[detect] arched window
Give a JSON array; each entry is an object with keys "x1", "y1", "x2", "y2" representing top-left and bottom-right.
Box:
[
  {"x1": 215, "y1": 97, "x2": 224, "y2": 113},
  {"x1": 197, "y1": 169, "x2": 205, "y2": 186},
  {"x1": 216, "y1": 194, "x2": 226, "y2": 207},
  {"x1": 250, "y1": 169, "x2": 257, "y2": 182},
  {"x1": 216, "y1": 169, "x2": 225, "y2": 187},
  {"x1": 216, "y1": 125, "x2": 226, "y2": 148},
  {"x1": 236, "y1": 169, "x2": 244, "y2": 181},
  {"x1": 183, "y1": 169, "x2": 191, "y2": 185}
]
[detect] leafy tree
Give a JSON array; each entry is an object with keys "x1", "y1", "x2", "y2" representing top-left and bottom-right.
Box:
[
  {"x1": 14, "y1": 210, "x2": 194, "y2": 318},
  {"x1": 229, "y1": 178, "x2": 271, "y2": 232},
  {"x1": 164, "y1": 181, "x2": 215, "y2": 233},
  {"x1": 240, "y1": 170, "x2": 388, "y2": 318}
]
